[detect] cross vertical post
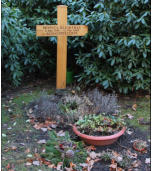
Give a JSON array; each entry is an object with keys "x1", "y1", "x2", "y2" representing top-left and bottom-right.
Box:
[
  {"x1": 57, "y1": 5, "x2": 67, "y2": 89},
  {"x1": 36, "y1": 5, "x2": 88, "y2": 89}
]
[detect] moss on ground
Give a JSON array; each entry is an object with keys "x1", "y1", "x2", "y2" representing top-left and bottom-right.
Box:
[
  {"x1": 120, "y1": 97, "x2": 150, "y2": 131},
  {"x1": 1, "y1": 90, "x2": 53, "y2": 170}
]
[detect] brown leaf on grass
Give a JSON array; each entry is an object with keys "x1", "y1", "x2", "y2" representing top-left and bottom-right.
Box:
[
  {"x1": 112, "y1": 151, "x2": 123, "y2": 162},
  {"x1": 110, "y1": 159, "x2": 117, "y2": 171},
  {"x1": 110, "y1": 163, "x2": 117, "y2": 170},
  {"x1": 11, "y1": 146, "x2": 17, "y2": 150},
  {"x1": 48, "y1": 164, "x2": 56, "y2": 168},
  {"x1": 6, "y1": 163, "x2": 11, "y2": 169},
  {"x1": 33, "y1": 123, "x2": 44, "y2": 130},
  {"x1": 117, "y1": 167, "x2": 125, "y2": 171},
  {"x1": 70, "y1": 162, "x2": 76, "y2": 169},
  {"x1": 41, "y1": 159, "x2": 51, "y2": 165},
  {"x1": 86, "y1": 145, "x2": 96, "y2": 152},
  {"x1": 132, "y1": 104, "x2": 137, "y2": 111},
  {"x1": 45, "y1": 120, "x2": 56, "y2": 127},
  {"x1": 89, "y1": 152, "x2": 101, "y2": 159},
  {"x1": 26, "y1": 158, "x2": 34, "y2": 163},
  {"x1": 29, "y1": 119, "x2": 35, "y2": 124},
  {"x1": 126, "y1": 150, "x2": 137, "y2": 159},
  {"x1": 34, "y1": 153, "x2": 40, "y2": 159},
  {"x1": 25, "y1": 148, "x2": 30, "y2": 154},
  {"x1": 4, "y1": 146, "x2": 17, "y2": 152},
  {"x1": 4, "y1": 147, "x2": 10, "y2": 152},
  {"x1": 26, "y1": 162, "x2": 32, "y2": 166}
]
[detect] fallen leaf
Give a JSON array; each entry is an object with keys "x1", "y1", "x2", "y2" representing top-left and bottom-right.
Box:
[
  {"x1": 145, "y1": 158, "x2": 150, "y2": 164},
  {"x1": 50, "y1": 124, "x2": 57, "y2": 129},
  {"x1": 7, "y1": 127, "x2": 12, "y2": 130},
  {"x1": 13, "y1": 122, "x2": 16, "y2": 126},
  {"x1": 70, "y1": 162, "x2": 76, "y2": 169},
  {"x1": 20, "y1": 143, "x2": 25, "y2": 146},
  {"x1": 131, "y1": 160, "x2": 141, "y2": 168},
  {"x1": 25, "y1": 148, "x2": 30, "y2": 153},
  {"x1": 33, "y1": 123, "x2": 44, "y2": 130},
  {"x1": 6, "y1": 163, "x2": 11, "y2": 169},
  {"x1": 29, "y1": 108, "x2": 33, "y2": 114},
  {"x1": 110, "y1": 163, "x2": 117, "y2": 169},
  {"x1": 37, "y1": 139, "x2": 46, "y2": 144},
  {"x1": 126, "y1": 128, "x2": 133, "y2": 135},
  {"x1": 41, "y1": 128, "x2": 48, "y2": 132},
  {"x1": 57, "y1": 130, "x2": 65, "y2": 137},
  {"x1": 26, "y1": 162, "x2": 32, "y2": 166},
  {"x1": 48, "y1": 164, "x2": 55, "y2": 168},
  {"x1": 89, "y1": 152, "x2": 98, "y2": 159},
  {"x1": 117, "y1": 167, "x2": 125, "y2": 171},
  {"x1": 112, "y1": 151, "x2": 123, "y2": 162},
  {"x1": 26, "y1": 158, "x2": 34, "y2": 163},
  {"x1": 145, "y1": 95, "x2": 150, "y2": 99},
  {"x1": 132, "y1": 104, "x2": 137, "y2": 111},
  {"x1": 126, "y1": 114, "x2": 134, "y2": 119},
  {"x1": 56, "y1": 162, "x2": 63, "y2": 170},
  {"x1": 86, "y1": 145, "x2": 96, "y2": 152},
  {"x1": 33, "y1": 160, "x2": 40, "y2": 166},
  {"x1": 2, "y1": 133, "x2": 7, "y2": 137},
  {"x1": 126, "y1": 150, "x2": 137, "y2": 159},
  {"x1": 11, "y1": 146, "x2": 17, "y2": 150},
  {"x1": 8, "y1": 108, "x2": 12, "y2": 112}
]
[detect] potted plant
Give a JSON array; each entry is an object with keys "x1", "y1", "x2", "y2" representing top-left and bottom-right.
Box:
[
  {"x1": 72, "y1": 114, "x2": 126, "y2": 146},
  {"x1": 133, "y1": 140, "x2": 147, "y2": 152}
]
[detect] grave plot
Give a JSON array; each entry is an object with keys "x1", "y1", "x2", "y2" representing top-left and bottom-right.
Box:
[{"x1": 1, "y1": 84, "x2": 150, "y2": 171}]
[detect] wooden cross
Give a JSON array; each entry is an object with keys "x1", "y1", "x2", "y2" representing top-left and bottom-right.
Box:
[{"x1": 36, "y1": 5, "x2": 88, "y2": 89}]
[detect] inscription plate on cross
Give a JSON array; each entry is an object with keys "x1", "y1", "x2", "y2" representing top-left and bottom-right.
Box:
[{"x1": 36, "y1": 5, "x2": 88, "y2": 89}]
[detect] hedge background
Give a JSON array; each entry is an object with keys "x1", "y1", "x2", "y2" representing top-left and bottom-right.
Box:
[{"x1": 2, "y1": 0, "x2": 150, "y2": 93}]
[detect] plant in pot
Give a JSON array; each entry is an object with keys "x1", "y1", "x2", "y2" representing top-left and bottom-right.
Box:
[
  {"x1": 72, "y1": 89, "x2": 126, "y2": 146},
  {"x1": 133, "y1": 140, "x2": 147, "y2": 152},
  {"x1": 73, "y1": 113, "x2": 126, "y2": 146}
]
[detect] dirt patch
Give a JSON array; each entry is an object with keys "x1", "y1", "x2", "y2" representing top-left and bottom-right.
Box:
[{"x1": 91, "y1": 128, "x2": 150, "y2": 171}]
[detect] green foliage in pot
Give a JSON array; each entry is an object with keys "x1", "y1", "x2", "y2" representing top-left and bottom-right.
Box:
[
  {"x1": 133, "y1": 140, "x2": 147, "y2": 150},
  {"x1": 75, "y1": 114, "x2": 126, "y2": 136},
  {"x1": 41, "y1": 131, "x2": 87, "y2": 170}
]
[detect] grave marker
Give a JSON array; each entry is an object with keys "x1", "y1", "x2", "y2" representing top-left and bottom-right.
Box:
[{"x1": 36, "y1": 5, "x2": 88, "y2": 89}]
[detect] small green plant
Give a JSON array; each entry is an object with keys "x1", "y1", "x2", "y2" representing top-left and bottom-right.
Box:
[
  {"x1": 41, "y1": 131, "x2": 87, "y2": 170},
  {"x1": 134, "y1": 140, "x2": 147, "y2": 150},
  {"x1": 75, "y1": 114, "x2": 126, "y2": 136}
]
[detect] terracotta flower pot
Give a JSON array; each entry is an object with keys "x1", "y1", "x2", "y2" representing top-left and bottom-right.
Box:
[
  {"x1": 72, "y1": 125, "x2": 126, "y2": 146},
  {"x1": 133, "y1": 141, "x2": 146, "y2": 152}
]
